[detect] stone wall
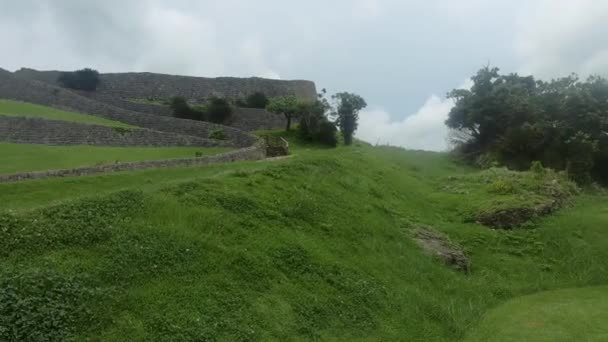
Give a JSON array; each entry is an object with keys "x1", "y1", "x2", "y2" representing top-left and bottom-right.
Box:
[
  {"x1": 82, "y1": 94, "x2": 286, "y2": 132},
  {"x1": 0, "y1": 140, "x2": 266, "y2": 183},
  {"x1": 230, "y1": 107, "x2": 286, "y2": 131},
  {"x1": 13, "y1": 68, "x2": 318, "y2": 101},
  {"x1": 0, "y1": 71, "x2": 257, "y2": 147},
  {"x1": 78, "y1": 92, "x2": 173, "y2": 116},
  {"x1": 0, "y1": 116, "x2": 226, "y2": 147}
]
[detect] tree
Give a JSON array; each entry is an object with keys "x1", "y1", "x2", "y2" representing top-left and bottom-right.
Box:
[
  {"x1": 245, "y1": 92, "x2": 269, "y2": 108},
  {"x1": 331, "y1": 92, "x2": 367, "y2": 145},
  {"x1": 266, "y1": 95, "x2": 300, "y2": 131},
  {"x1": 207, "y1": 97, "x2": 233, "y2": 124},
  {"x1": 446, "y1": 65, "x2": 608, "y2": 184},
  {"x1": 57, "y1": 68, "x2": 101, "y2": 91}
]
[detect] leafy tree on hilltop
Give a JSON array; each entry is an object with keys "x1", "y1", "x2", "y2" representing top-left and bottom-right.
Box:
[
  {"x1": 446, "y1": 66, "x2": 608, "y2": 184},
  {"x1": 331, "y1": 92, "x2": 367, "y2": 145},
  {"x1": 297, "y1": 89, "x2": 338, "y2": 147},
  {"x1": 57, "y1": 68, "x2": 100, "y2": 91}
]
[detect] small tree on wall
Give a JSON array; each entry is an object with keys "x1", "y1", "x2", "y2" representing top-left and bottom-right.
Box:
[{"x1": 331, "y1": 92, "x2": 367, "y2": 145}]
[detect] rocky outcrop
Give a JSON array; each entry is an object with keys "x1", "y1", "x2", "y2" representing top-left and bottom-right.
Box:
[
  {"x1": 0, "y1": 116, "x2": 225, "y2": 147},
  {"x1": 413, "y1": 227, "x2": 470, "y2": 273}
]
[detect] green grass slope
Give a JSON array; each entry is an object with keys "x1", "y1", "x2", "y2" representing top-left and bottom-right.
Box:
[
  {"x1": 0, "y1": 143, "x2": 231, "y2": 175},
  {"x1": 0, "y1": 99, "x2": 132, "y2": 128},
  {"x1": 1, "y1": 140, "x2": 607, "y2": 341},
  {"x1": 465, "y1": 286, "x2": 608, "y2": 341}
]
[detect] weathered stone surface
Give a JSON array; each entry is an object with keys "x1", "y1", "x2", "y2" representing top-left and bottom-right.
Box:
[
  {"x1": 231, "y1": 107, "x2": 286, "y2": 132},
  {"x1": 0, "y1": 71, "x2": 257, "y2": 147},
  {"x1": 0, "y1": 116, "x2": 226, "y2": 147},
  {"x1": 0, "y1": 140, "x2": 266, "y2": 183},
  {"x1": 413, "y1": 227, "x2": 470, "y2": 273},
  {"x1": 13, "y1": 68, "x2": 318, "y2": 101},
  {"x1": 78, "y1": 92, "x2": 174, "y2": 117},
  {"x1": 475, "y1": 200, "x2": 562, "y2": 229}
]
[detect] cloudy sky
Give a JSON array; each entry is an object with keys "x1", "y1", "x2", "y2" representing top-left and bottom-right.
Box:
[{"x1": 2, "y1": 0, "x2": 607, "y2": 150}]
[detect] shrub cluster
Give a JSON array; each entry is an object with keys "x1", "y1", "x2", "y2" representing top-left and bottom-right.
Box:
[
  {"x1": 169, "y1": 97, "x2": 233, "y2": 124},
  {"x1": 57, "y1": 68, "x2": 100, "y2": 91},
  {"x1": 236, "y1": 92, "x2": 269, "y2": 109},
  {"x1": 447, "y1": 67, "x2": 608, "y2": 184}
]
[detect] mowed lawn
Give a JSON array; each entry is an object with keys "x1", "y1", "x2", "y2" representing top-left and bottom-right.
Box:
[
  {"x1": 466, "y1": 286, "x2": 608, "y2": 341},
  {"x1": 0, "y1": 99, "x2": 133, "y2": 128},
  {"x1": 0, "y1": 143, "x2": 232, "y2": 174}
]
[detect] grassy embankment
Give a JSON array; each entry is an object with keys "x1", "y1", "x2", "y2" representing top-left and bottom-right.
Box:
[
  {"x1": 0, "y1": 100, "x2": 232, "y2": 174},
  {"x1": 1, "y1": 133, "x2": 607, "y2": 341},
  {"x1": 0, "y1": 99, "x2": 132, "y2": 128}
]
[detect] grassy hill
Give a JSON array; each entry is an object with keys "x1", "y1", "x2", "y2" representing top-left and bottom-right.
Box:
[
  {"x1": 0, "y1": 99, "x2": 133, "y2": 128},
  {"x1": 1, "y1": 136, "x2": 607, "y2": 340}
]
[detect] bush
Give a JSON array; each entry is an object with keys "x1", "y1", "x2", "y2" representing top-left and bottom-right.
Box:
[
  {"x1": 209, "y1": 129, "x2": 226, "y2": 140},
  {"x1": 318, "y1": 121, "x2": 338, "y2": 147},
  {"x1": 207, "y1": 97, "x2": 233, "y2": 124},
  {"x1": 169, "y1": 97, "x2": 205, "y2": 121},
  {"x1": 565, "y1": 132, "x2": 598, "y2": 184},
  {"x1": 530, "y1": 161, "x2": 545, "y2": 177},
  {"x1": 170, "y1": 96, "x2": 192, "y2": 119},
  {"x1": 57, "y1": 68, "x2": 100, "y2": 91},
  {"x1": 245, "y1": 92, "x2": 269, "y2": 108}
]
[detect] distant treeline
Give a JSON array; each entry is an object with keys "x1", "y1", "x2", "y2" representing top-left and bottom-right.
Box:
[{"x1": 447, "y1": 66, "x2": 608, "y2": 184}]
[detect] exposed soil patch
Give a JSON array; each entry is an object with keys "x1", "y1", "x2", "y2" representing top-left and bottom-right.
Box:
[{"x1": 413, "y1": 227, "x2": 470, "y2": 273}]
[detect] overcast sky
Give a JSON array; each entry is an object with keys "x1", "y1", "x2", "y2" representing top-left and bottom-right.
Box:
[{"x1": 2, "y1": 0, "x2": 608, "y2": 150}]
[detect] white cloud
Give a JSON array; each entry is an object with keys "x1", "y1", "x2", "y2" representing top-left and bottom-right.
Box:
[
  {"x1": 352, "y1": 0, "x2": 383, "y2": 21},
  {"x1": 134, "y1": 7, "x2": 226, "y2": 76},
  {"x1": 356, "y1": 95, "x2": 455, "y2": 151},
  {"x1": 515, "y1": 0, "x2": 608, "y2": 77},
  {"x1": 238, "y1": 37, "x2": 281, "y2": 79}
]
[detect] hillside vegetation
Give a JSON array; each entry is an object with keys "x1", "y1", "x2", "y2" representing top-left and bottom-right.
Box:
[
  {"x1": 1, "y1": 137, "x2": 607, "y2": 340},
  {"x1": 0, "y1": 99, "x2": 132, "y2": 128}
]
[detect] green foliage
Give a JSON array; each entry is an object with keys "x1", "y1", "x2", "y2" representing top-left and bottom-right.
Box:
[
  {"x1": 111, "y1": 126, "x2": 133, "y2": 135},
  {"x1": 318, "y1": 121, "x2": 338, "y2": 147},
  {"x1": 565, "y1": 132, "x2": 598, "y2": 184},
  {"x1": 331, "y1": 92, "x2": 367, "y2": 145},
  {"x1": 57, "y1": 68, "x2": 100, "y2": 91},
  {"x1": 446, "y1": 66, "x2": 608, "y2": 184},
  {"x1": 244, "y1": 92, "x2": 269, "y2": 108},
  {"x1": 530, "y1": 161, "x2": 545, "y2": 176},
  {"x1": 169, "y1": 96, "x2": 201, "y2": 120},
  {"x1": 487, "y1": 179, "x2": 515, "y2": 194},
  {"x1": 296, "y1": 93, "x2": 338, "y2": 147},
  {"x1": 209, "y1": 128, "x2": 225, "y2": 140},
  {"x1": 266, "y1": 95, "x2": 300, "y2": 131},
  {"x1": 1, "y1": 136, "x2": 608, "y2": 340},
  {"x1": 169, "y1": 97, "x2": 232, "y2": 124},
  {"x1": 207, "y1": 97, "x2": 233, "y2": 124},
  {"x1": 0, "y1": 269, "x2": 99, "y2": 342}
]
